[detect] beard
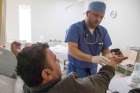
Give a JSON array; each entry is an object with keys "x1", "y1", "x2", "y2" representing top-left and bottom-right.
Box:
[{"x1": 90, "y1": 22, "x2": 98, "y2": 28}]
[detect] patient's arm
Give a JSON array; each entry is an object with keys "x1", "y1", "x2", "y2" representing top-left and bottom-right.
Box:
[{"x1": 76, "y1": 65, "x2": 115, "y2": 93}]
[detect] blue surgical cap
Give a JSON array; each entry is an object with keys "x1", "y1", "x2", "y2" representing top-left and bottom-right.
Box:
[{"x1": 87, "y1": 1, "x2": 106, "y2": 13}]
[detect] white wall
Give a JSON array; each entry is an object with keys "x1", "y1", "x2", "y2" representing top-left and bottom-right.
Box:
[
  {"x1": 31, "y1": 0, "x2": 85, "y2": 42},
  {"x1": 6, "y1": 0, "x2": 140, "y2": 48},
  {"x1": 102, "y1": 0, "x2": 140, "y2": 48},
  {"x1": 6, "y1": 0, "x2": 31, "y2": 42},
  {"x1": 31, "y1": 0, "x2": 140, "y2": 48},
  {"x1": 6, "y1": 0, "x2": 19, "y2": 42}
]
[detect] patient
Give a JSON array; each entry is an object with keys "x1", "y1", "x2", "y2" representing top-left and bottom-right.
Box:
[
  {"x1": 17, "y1": 43, "x2": 124, "y2": 93},
  {"x1": 11, "y1": 41, "x2": 21, "y2": 56},
  {"x1": 0, "y1": 43, "x2": 5, "y2": 48}
]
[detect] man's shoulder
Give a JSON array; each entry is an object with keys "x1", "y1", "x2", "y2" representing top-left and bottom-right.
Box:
[
  {"x1": 47, "y1": 76, "x2": 81, "y2": 93},
  {"x1": 70, "y1": 20, "x2": 84, "y2": 29},
  {"x1": 98, "y1": 25, "x2": 107, "y2": 32},
  {"x1": 55, "y1": 73, "x2": 78, "y2": 87},
  {"x1": 97, "y1": 25, "x2": 108, "y2": 36}
]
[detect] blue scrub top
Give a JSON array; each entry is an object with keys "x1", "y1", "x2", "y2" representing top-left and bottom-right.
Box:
[{"x1": 65, "y1": 20, "x2": 112, "y2": 68}]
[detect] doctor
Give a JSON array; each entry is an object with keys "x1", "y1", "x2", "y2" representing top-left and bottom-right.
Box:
[{"x1": 65, "y1": 1, "x2": 125, "y2": 78}]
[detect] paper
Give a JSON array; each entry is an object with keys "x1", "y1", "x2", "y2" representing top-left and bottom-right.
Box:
[{"x1": 121, "y1": 50, "x2": 137, "y2": 65}]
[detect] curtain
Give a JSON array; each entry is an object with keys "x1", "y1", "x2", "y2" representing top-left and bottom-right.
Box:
[{"x1": 0, "y1": 0, "x2": 6, "y2": 45}]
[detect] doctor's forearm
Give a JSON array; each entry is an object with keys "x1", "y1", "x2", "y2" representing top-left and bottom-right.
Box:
[{"x1": 69, "y1": 47, "x2": 93, "y2": 63}]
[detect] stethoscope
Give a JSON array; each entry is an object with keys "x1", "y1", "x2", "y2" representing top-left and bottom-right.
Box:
[
  {"x1": 83, "y1": 21, "x2": 104, "y2": 48},
  {"x1": 84, "y1": 31, "x2": 103, "y2": 46}
]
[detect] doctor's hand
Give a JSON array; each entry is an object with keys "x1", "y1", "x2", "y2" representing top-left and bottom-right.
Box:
[{"x1": 91, "y1": 56, "x2": 111, "y2": 65}]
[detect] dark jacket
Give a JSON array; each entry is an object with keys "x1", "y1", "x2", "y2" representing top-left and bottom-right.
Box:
[{"x1": 24, "y1": 65, "x2": 115, "y2": 93}]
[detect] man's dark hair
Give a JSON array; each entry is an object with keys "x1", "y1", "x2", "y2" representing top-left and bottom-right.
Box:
[
  {"x1": 111, "y1": 48, "x2": 122, "y2": 55},
  {"x1": 16, "y1": 43, "x2": 49, "y2": 87},
  {"x1": 11, "y1": 41, "x2": 21, "y2": 47},
  {"x1": 129, "y1": 88, "x2": 140, "y2": 93}
]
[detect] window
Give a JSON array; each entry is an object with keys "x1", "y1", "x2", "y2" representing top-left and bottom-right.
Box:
[{"x1": 19, "y1": 5, "x2": 31, "y2": 42}]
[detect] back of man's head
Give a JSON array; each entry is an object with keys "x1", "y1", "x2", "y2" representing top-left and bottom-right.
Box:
[{"x1": 16, "y1": 43, "x2": 49, "y2": 87}]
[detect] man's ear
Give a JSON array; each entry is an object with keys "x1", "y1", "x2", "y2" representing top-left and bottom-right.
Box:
[{"x1": 41, "y1": 69, "x2": 52, "y2": 80}]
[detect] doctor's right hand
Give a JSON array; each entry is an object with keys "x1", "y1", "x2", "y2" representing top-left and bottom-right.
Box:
[{"x1": 91, "y1": 56, "x2": 111, "y2": 65}]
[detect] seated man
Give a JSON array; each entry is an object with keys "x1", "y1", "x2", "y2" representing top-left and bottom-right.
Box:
[
  {"x1": 0, "y1": 43, "x2": 5, "y2": 48},
  {"x1": 11, "y1": 41, "x2": 22, "y2": 56},
  {"x1": 16, "y1": 43, "x2": 125, "y2": 93}
]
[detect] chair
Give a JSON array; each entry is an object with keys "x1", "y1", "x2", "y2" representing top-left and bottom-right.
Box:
[
  {"x1": 0, "y1": 75, "x2": 16, "y2": 93},
  {"x1": 0, "y1": 48, "x2": 17, "y2": 77}
]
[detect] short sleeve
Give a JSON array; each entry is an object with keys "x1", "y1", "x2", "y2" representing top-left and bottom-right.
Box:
[
  {"x1": 65, "y1": 24, "x2": 80, "y2": 43},
  {"x1": 102, "y1": 29, "x2": 112, "y2": 48}
]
